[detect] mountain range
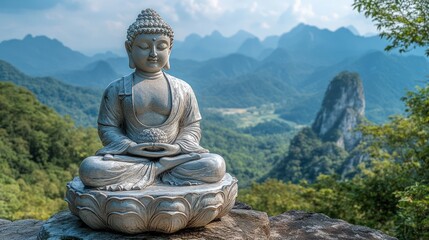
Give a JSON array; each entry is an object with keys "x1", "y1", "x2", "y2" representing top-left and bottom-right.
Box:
[
  {"x1": 172, "y1": 30, "x2": 256, "y2": 61},
  {"x1": 0, "y1": 60, "x2": 100, "y2": 126},
  {"x1": 0, "y1": 24, "x2": 428, "y2": 125},
  {"x1": 0, "y1": 35, "x2": 92, "y2": 76}
]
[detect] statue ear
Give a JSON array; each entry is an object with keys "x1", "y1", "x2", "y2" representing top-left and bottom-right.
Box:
[
  {"x1": 163, "y1": 50, "x2": 171, "y2": 70},
  {"x1": 125, "y1": 41, "x2": 135, "y2": 69}
]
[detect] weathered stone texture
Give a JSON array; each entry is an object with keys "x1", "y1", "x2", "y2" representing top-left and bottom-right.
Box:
[
  {"x1": 0, "y1": 218, "x2": 43, "y2": 240},
  {"x1": 270, "y1": 211, "x2": 397, "y2": 240},
  {"x1": 37, "y1": 209, "x2": 270, "y2": 240}
]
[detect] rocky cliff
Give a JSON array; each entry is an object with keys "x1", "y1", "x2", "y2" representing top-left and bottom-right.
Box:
[{"x1": 312, "y1": 71, "x2": 365, "y2": 151}]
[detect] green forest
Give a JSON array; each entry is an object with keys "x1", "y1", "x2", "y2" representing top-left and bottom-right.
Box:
[
  {"x1": 0, "y1": 82, "x2": 101, "y2": 219},
  {"x1": 1, "y1": 78, "x2": 428, "y2": 239}
]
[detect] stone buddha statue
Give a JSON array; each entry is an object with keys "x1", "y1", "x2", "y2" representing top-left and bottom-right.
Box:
[
  {"x1": 79, "y1": 8, "x2": 225, "y2": 191},
  {"x1": 66, "y1": 9, "x2": 236, "y2": 234}
]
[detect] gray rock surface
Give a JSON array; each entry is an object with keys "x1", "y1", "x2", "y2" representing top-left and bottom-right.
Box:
[
  {"x1": 37, "y1": 209, "x2": 270, "y2": 240},
  {"x1": 270, "y1": 211, "x2": 397, "y2": 240},
  {"x1": 312, "y1": 71, "x2": 365, "y2": 151},
  {"x1": 1, "y1": 208, "x2": 396, "y2": 240},
  {"x1": 0, "y1": 218, "x2": 43, "y2": 240}
]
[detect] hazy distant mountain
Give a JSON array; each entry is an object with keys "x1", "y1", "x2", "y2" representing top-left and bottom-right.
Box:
[
  {"x1": 1, "y1": 25, "x2": 427, "y2": 125},
  {"x1": 237, "y1": 37, "x2": 267, "y2": 59},
  {"x1": 53, "y1": 60, "x2": 120, "y2": 88},
  {"x1": 236, "y1": 35, "x2": 284, "y2": 59},
  {"x1": 278, "y1": 24, "x2": 387, "y2": 66},
  {"x1": 262, "y1": 35, "x2": 280, "y2": 49},
  {"x1": 255, "y1": 48, "x2": 316, "y2": 88},
  {"x1": 0, "y1": 60, "x2": 100, "y2": 126},
  {"x1": 0, "y1": 35, "x2": 122, "y2": 78},
  {"x1": 346, "y1": 25, "x2": 360, "y2": 35},
  {"x1": 200, "y1": 71, "x2": 298, "y2": 108},
  {"x1": 172, "y1": 30, "x2": 256, "y2": 61},
  {"x1": 0, "y1": 35, "x2": 92, "y2": 76},
  {"x1": 91, "y1": 51, "x2": 120, "y2": 61},
  {"x1": 282, "y1": 51, "x2": 429, "y2": 123},
  {"x1": 103, "y1": 57, "x2": 130, "y2": 76},
  {"x1": 188, "y1": 54, "x2": 258, "y2": 86}
]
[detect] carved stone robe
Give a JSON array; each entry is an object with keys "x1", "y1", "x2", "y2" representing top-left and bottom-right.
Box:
[
  {"x1": 97, "y1": 72, "x2": 208, "y2": 155},
  {"x1": 79, "y1": 73, "x2": 225, "y2": 191}
]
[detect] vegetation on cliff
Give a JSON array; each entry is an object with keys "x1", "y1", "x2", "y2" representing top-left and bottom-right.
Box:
[
  {"x1": 239, "y1": 84, "x2": 429, "y2": 239},
  {"x1": 0, "y1": 60, "x2": 101, "y2": 127},
  {"x1": 0, "y1": 82, "x2": 101, "y2": 220}
]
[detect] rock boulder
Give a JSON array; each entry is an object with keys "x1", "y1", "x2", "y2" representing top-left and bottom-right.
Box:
[
  {"x1": 37, "y1": 209, "x2": 270, "y2": 240},
  {"x1": 270, "y1": 210, "x2": 396, "y2": 240}
]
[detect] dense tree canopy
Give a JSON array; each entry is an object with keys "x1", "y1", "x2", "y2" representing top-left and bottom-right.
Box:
[
  {"x1": 0, "y1": 82, "x2": 101, "y2": 220},
  {"x1": 353, "y1": 0, "x2": 429, "y2": 56},
  {"x1": 201, "y1": 114, "x2": 291, "y2": 186},
  {"x1": 268, "y1": 127, "x2": 349, "y2": 183}
]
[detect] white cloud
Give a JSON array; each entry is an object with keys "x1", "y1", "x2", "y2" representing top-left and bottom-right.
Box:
[
  {"x1": 333, "y1": 13, "x2": 340, "y2": 19},
  {"x1": 179, "y1": 0, "x2": 225, "y2": 19},
  {"x1": 0, "y1": 0, "x2": 379, "y2": 54},
  {"x1": 260, "y1": 22, "x2": 271, "y2": 29},
  {"x1": 249, "y1": 2, "x2": 258, "y2": 13},
  {"x1": 320, "y1": 15, "x2": 330, "y2": 22},
  {"x1": 293, "y1": 0, "x2": 315, "y2": 21}
]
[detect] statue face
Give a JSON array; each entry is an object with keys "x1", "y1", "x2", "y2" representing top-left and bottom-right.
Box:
[{"x1": 127, "y1": 33, "x2": 171, "y2": 73}]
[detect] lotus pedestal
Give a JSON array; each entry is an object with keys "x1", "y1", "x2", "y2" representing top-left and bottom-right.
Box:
[{"x1": 65, "y1": 174, "x2": 237, "y2": 234}]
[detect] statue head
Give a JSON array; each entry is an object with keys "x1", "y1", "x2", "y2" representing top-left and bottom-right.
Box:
[{"x1": 125, "y1": 9, "x2": 174, "y2": 72}]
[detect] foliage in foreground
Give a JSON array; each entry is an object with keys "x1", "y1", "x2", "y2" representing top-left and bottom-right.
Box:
[
  {"x1": 240, "y1": 85, "x2": 429, "y2": 239},
  {"x1": 353, "y1": 0, "x2": 429, "y2": 56}
]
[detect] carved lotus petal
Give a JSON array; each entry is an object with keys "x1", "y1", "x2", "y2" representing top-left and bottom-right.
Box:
[
  {"x1": 147, "y1": 198, "x2": 190, "y2": 233},
  {"x1": 65, "y1": 188, "x2": 78, "y2": 215},
  {"x1": 106, "y1": 197, "x2": 147, "y2": 216},
  {"x1": 218, "y1": 181, "x2": 238, "y2": 218},
  {"x1": 78, "y1": 208, "x2": 105, "y2": 230},
  {"x1": 201, "y1": 192, "x2": 224, "y2": 206},
  {"x1": 187, "y1": 205, "x2": 221, "y2": 227},
  {"x1": 148, "y1": 197, "x2": 190, "y2": 217},
  {"x1": 75, "y1": 193, "x2": 103, "y2": 217},
  {"x1": 107, "y1": 212, "x2": 146, "y2": 234},
  {"x1": 188, "y1": 193, "x2": 224, "y2": 227},
  {"x1": 105, "y1": 197, "x2": 148, "y2": 233},
  {"x1": 74, "y1": 193, "x2": 107, "y2": 230},
  {"x1": 150, "y1": 211, "x2": 188, "y2": 233}
]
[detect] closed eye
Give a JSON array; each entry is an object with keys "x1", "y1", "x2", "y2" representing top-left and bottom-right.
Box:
[
  {"x1": 138, "y1": 43, "x2": 150, "y2": 50},
  {"x1": 157, "y1": 42, "x2": 168, "y2": 50}
]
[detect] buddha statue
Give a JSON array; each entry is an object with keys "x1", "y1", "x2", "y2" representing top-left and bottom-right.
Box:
[
  {"x1": 79, "y1": 8, "x2": 226, "y2": 191},
  {"x1": 66, "y1": 9, "x2": 236, "y2": 234}
]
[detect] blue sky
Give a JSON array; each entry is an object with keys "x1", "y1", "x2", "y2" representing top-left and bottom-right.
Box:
[{"x1": 0, "y1": 0, "x2": 376, "y2": 55}]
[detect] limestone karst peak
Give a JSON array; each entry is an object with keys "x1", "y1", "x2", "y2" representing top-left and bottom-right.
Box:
[{"x1": 312, "y1": 71, "x2": 365, "y2": 151}]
